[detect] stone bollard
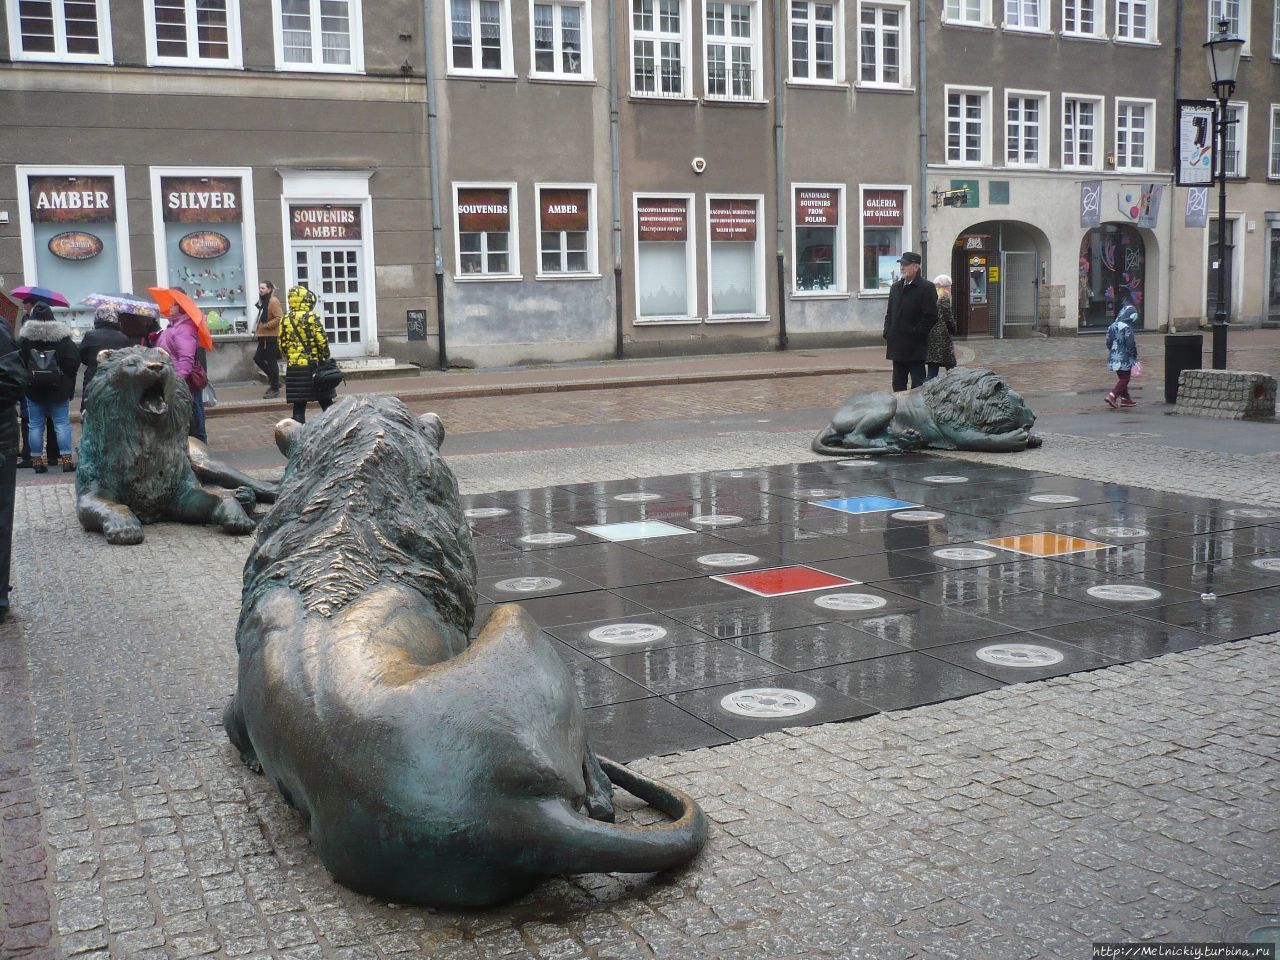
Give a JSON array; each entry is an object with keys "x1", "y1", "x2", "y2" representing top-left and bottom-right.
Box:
[{"x1": 1173, "y1": 369, "x2": 1277, "y2": 420}]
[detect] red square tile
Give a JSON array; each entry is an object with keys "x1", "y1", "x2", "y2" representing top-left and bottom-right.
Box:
[{"x1": 712, "y1": 565, "x2": 858, "y2": 597}]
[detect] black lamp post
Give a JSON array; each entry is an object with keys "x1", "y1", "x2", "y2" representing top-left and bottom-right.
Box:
[{"x1": 1203, "y1": 18, "x2": 1245, "y2": 370}]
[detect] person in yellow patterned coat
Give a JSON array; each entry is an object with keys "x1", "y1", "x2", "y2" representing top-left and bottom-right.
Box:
[{"x1": 279, "y1": 285, "x2": 336, "y2": 424}]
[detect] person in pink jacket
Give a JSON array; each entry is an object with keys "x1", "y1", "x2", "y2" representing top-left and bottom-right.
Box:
[{"x1": 155, "y1": 301, "x2": 208, "y2": 441}]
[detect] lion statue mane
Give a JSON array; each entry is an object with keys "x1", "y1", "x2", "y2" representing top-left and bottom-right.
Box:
[
  {"x1": 76, "y1": 346, "x2": 276, "y2": 545},
  {"x1": 813, "y1": 367, "x2": 1041, "y2": 455},
  {"x1": 223, "y1": 394, "x2": 706, "y2": 908}
]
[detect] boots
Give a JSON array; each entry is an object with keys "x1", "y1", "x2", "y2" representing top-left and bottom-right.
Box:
[
  {"x1": 60, "y1": 454, "x2": 75, "y2": 473},
  {"x1": 32, "y1": 455, "x2": 47, "y2": 474}
]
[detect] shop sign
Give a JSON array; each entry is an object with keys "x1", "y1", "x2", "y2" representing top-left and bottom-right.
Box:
[
  {"x1": 47, "y1": 230, "x2": 104, "y2": 261},
  {"x1": 795, "y1": 188, "x2": 838, "y2": 226},
  {"x1": 178, "y1": 230, "x2": 232, "y2": 259},
  {"x1": 456, "y1": 189, "x2": 511, "y2": 232},
  {"x1": 637, "y1": 199, "x2": 687, "y2": 241},
  {"x1": 29, "y1": 175, "x2": 115, "y2": 224},
  {"x1": 161, "y1": 177, "x2": 243, "y2": 224},
  {"x1": 988, "y1": 266, "x2": 1000, "y2": 283},
  {"x1": 290, "y1": 204, "x2": 362, "y2": 240},
  {"x1": 862, "y1": 190, "x2": 904, "y2": 227},
  {"x1": 709, "y1": 200, "x2": 757, "y2": 241},
  {"x1": 962, "y1": 235, "x2": 990, "y2": 251},
  {"x1": 540, "y1": 188, "x2": 590, "y2": 231}
]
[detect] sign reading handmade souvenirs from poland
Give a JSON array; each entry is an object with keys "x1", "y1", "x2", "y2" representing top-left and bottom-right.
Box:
[
  {"x1": 29, "y1": 175, "x2": 116, "y2": 223},
  {"x1": 290, "y1": 204, "x2": 363, "y2": 241},
  {"x1": 637, "y1": 199, "x2": 688, "y2": 241},
  {"x1": 709, "y1": 200, "x2": 757, "y2": 241},
  {"x1": 795, "y1": 188, "x2": 838, "y2": 226}
]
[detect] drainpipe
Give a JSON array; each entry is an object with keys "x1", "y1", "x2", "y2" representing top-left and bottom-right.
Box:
[
  {"x1": 608, "y1": 0, "x2": 625, "y2": 359},
  {"x1": 917, "y1": 0, "x2": 928, "y2": 271},
  {"x1": 773, "y1": 0, "x2": 788, "y2": 350},
  {"x1": 1167, "y1": 0, "x2": 1184, "y2": 332},
  {"x1": 423, "y1": 0, "x2": 448, "y2": 370}
]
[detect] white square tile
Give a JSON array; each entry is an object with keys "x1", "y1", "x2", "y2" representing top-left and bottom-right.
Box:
[{"x1": 577, "y1": 520, "x2": 697, "y2": 543}]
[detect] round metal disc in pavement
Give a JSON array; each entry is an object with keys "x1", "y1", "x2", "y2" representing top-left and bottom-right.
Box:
[
  {"x1": 800, "y1": 488, "x2": 841, "y2": 497},
  {"x1": 837, "y1": 459, "x2": 877, "y2": 467},
  {"x1": 975, "y1": 643, "x2": 1065, "y2": 667},
  {"x1": 1250, "y1": 557, "x2": 1280, "y2": 571},
  {"x1": 465, "y1": 507, "x2": 509, "y2": 519},
  {"x1": 1227, "y1": 507, "x2": 1279, "y2": 519},
  {"x1": 587, "y1": 623, "x2": 669, "y2": 645},
  {"x1": 720, "y1": 688, "x2": 818, "y2": 718},
  {"x1": 493, "y1": 576, "x2": 563, "y2": 593},
  {"x1": 1086, "y1": 584, "x2": 1163, "y2": 601},
  {"x1": 1089, "y1": 526, "x2": 1149, "y2": 539},
  {"x1": 892, "y1": 510, "x2": 945, "y2": 521},
  {"x1": 923, "y1": 475, "x2": 969, "y2": 484},
  {"x1": 814, "y1": 593, "x2": 888, "y2": 611},
  {"x1": 932, "y1": 547, "x2": 998, "y2": 561},
  {"x1": 614, "y1": 492, "x2": 663, "y2": 502},
  {"x1": 519, "y1": 532, "x2": 577, "y2": 545},
  {"x1": 1028, "y1": 494, "x2": 1080, "y2": 504},
  {"x1": 689, "y1": 514, "x2": 744, "y2": 527},
  {"x1": 697, "y1": 553, "x2": 761, "y2": 568}
]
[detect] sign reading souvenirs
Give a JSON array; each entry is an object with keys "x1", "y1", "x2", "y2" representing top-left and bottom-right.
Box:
[
  {"x1": 290, "y1": 205, "x2": 363, "y2": 241},
  {"x1": 1176, "y1": 100, "x2": 1216, "y2": 187},
  {"x1": 47, "y1": 231, "x2": 104, "y2": 261},
  {"x1": 161, "y1": 177, "x2": 243, "y2": 223},
  {"x1": 178, "y1": 231, "x2": 232, "y2": 259},
  {"x1": 539, "y1": 189, "x2": 590, "y2": 231},
  {"x1": 795, "y1": 188, "x2": 838, "y2": 226},
  {"x1": 637, "y1": 198, "x2": 688, "y2": 241},
  {"x1": 709, "y1": 200, "x2": 757, "y2": 241},
  {"x1": 862, "y1": 190, "x2": 904, "y2": 227},
  {"x1": 29, "y1": 175, "x2": 116, "y2": 223},
  {"x1": 456, "y1": 189, "x2": 511, "y2": 232}
]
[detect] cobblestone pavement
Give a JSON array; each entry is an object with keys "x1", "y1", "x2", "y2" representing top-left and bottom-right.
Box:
[{"x1": 3, "y1": 415, "x2": 1279, "y2": 959}]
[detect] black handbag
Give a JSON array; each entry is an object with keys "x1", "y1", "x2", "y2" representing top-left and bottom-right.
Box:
[{"x1": 299, "y1": 319, "x2": 343, "y2": 395}]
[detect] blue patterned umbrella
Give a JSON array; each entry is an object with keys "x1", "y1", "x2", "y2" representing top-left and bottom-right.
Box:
[{"x1": 81, "y1": 292, "x2": 161, "y2": 319}]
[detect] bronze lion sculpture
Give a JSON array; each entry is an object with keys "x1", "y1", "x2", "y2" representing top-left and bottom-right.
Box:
[
  {"x1": 813, "y1": 367, "x2": 1041, "y2": 456},
  {"x1": 222, "y1": 394, "x2": 707, "y2": 908},
  {"x1": 76, "y1": 347, "x2": 277, "y2": 545}
]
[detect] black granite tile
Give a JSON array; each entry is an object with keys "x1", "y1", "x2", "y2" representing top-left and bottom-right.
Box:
[
  {"x1": 947, "y1": 591, "x2": 1118, "y2": 631},
  {"x1": 727, "y1": 621, "x2": 911, "y2": 671},
  {"x1": 566, "y1": 659, "x2": 654, "y2": 708},
  {"x1": 924, "y1": 633, "x2": 1120, "y2": 683},
  {"x1": 802, "y1": 653, "x2": 1004, "y2": 712},
  {"x1": 780, "y1": 585, "x2": 924, "y2": 621},
  {"x1": 893, "y1": 542, "x2": 1011, "y2": 571},
  {"x1": 1144, "y1": 533, "x2": 1266, "y2": 563},
  {"x1": 600, "y1": 640, "x2": 781, "y2": 695},
  {"x1": 1048, "y1": 544, "x2": 1182, "y2": 578},
  {"x1": 543, "y1": 542, "x2": 636, "y2": 569},
  {"x1": 1143, "y1": 557, "x2": 1280, "y2": 596},
  {"x1": 476, "y1": 569, "x2": 601, "y2": 601},
  {"x1": 549, "y1": 613, "x2": 715, "y2": 658},
  {"x1": 514, "y1": 591, "x2": 652, "y2": 627},
  {"x1": 619, "y1": 533, "x2": 727, "y2": 559},
  {"x1": 666, "y1": 673, "x2": 878, "y2": 738},
  {"x1": 1033, "y1": 616, "x2": 1216, "y2": 663},
  {"x1": 661, "y1": 547, "x2": 785, "y2": 576},
  {"x1": 837, "y1": 604, "x2": 1015, "y2": 650},
  {"x1": 1144, "y1": 511, "x2": 1258, "y2": 536},
  {"x1": 710, "y1": 522, "x2": 833, "y2": 546},
  {"x1": 474, "y1": 554, "x2": 565, "y2": 578},
  {"x1": 572, "y1": 553, "x2": 701, "y2": 589},
  {"x1": 1136, "y1": 596, "x2": 1280, "y2": 641},
  {"x1": 665, "y1": 598, "x2": 830, "y2": 639},
  {"x1": 546, "y1": 637, "x2": 593, "y2": 664},
  {"x1": 582, "y1": 697, "x2": 733, "y2": 761},
  {"x1": 812, "y1": 552, "x2": 946, "y2": 582},
  {"x1": 873, "y1": 569, "x2": 1037, "y2": 606},
  {"x1": 977, "y1": 558, "x2": 1099, "y2": 592},
  {"x1": 1050, "y1": 578, "x2": 1204, "y2": 610},
  {"x1": 766, "y1": 536, "x2": 883, "y2": 564},
  {"x1": 613, "y1": 576, "x2": 743, "y2": 609}
]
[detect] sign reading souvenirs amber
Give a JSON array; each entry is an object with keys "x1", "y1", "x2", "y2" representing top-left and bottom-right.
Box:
[
  {"x1": 161, "y1": 177, "x2": 242, "y2": 224},
  {"x1": 47, "y1": 231, "x2": 104, "y2": 261},
  {"x1": 709, "y1": 200, "x2": 757, "y2": 241},
  {"x1": 456, "y1": 189, "x2": 511, "y2": 232},
  {"x1": 540, "y1": 189, "x2": 590, "y2": 232},
  {"x1": 862, "y1": 189, "x2": 904, "y2": 227},
  {"x1": 637, "y1": 199, "x2": 687, "y2": 241},
  {"x1": 795, "y1": 188, "x2": 838, "y2": 226},
  {"x1": 290, "y1": 205, "x2": 362, "y2": 241},
  {"x1": 29, "y1": 176, "x2": 116, "y2": 224},
  {"x1": 178, "y1": 231, "x2": 232, "y2": 259}
]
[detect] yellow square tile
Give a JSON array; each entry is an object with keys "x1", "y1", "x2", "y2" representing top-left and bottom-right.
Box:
[{"x1": 978, "y1": 532, "x2": 1113, "y2": 558}]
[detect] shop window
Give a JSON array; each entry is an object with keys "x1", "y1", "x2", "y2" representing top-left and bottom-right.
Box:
[
  {"x1": 1063, "y1": 0, "x2": 1101, "y2": 36},
  {"x1": 632, "y1": 0, "x2": 689, "y2": 96},
  {"x1": 454, "y1": 185, "x2": 518, "y2": 278},
  {"x1": 274, "y1": 0, "x2": 362, "y2": 71},
  {"x1": 147, "y1": 0, "x2": 241, "y2": 67},
  {"x1": 531, "y1": 0, "x2": 589, "y2": 79},
  {"x1": 792, "y1": 185, "x2": 843, "y2": 293},
  {"x1": 1115, "y1": 98, "x2": 1154, "y2": 173},
  {"x1": 1063, "y1": 94, "x2": 1102, "y2": 169},
  {"x1": 859, "y1": 186, "x2": 907, "y2": 292},
  {"x1": 450, "y1": 0, "x2": 513, "y2": 74},
  {"x1": 7, "y1": 0, "x2": 110, "y2": 62},
  {"x1": 635, "y1": 196, "x2": 694, "y2": 319},
  {"x1": 537, "y1": 185, "x2": 595, "y2": 276},
  {"x1": 1078, "y1": 223, "x2": 1144, "y2": 330},
  {"x1": 789, "y1": 0, "x2": 840, "y2": 82},
  {"x1": 1116, "y1": 0, "x2": 1154, "y2": 41},
  {"x1": 946, "y1": 87, "x2": 991, "y2": 165},
  {"x1": 858, "y1": 2, "x2": 907, "y2": 87},
  {"x1": 705, "y1": 0, "x2": 759, "y2": 100},
  {"x1": 707, "y1": 197, "x2": 762, "y2": 316}
]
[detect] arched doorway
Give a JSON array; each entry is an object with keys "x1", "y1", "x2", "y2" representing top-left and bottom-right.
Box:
[
  {"x1": 1078, "y1": 223, "x2": 1145, "y2": 330},
  {"x1": 951, "y1": 221, "x2": 1049, "y2": 337}
]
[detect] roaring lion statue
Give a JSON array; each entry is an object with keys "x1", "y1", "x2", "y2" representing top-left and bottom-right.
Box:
[
  {"x1": 813, "y1": 367, "x2": 1041, "y2": 455},
  {"x1": 222, "y1": 395, "x2": 706, "y2": 908},
  {"x1": 76, "y1": 347, "x2": 277, "y2": 545}
]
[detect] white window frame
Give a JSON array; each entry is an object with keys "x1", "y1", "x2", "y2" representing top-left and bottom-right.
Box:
[
  {"x1": 1273, "y1": 0, "x2": 1279, "y2": 57},
  {"x1": 790, "y1": 182, "x2": 847, "y2": 297},
  {"x1": 1062, "y1": 93, "x2": 1104, "y2": 170},
  {"x1": 1113, "y1": 97, "x2": 1154, "y2": 173},
  {"x1": 944, "y1": 0, "x2": 993, "y2": 25},
  {"x1": 857, "y1": 1, "x2": 910, "y2": 88},
  {"x1": 631, "y1": 0, "x2": 693, "y2": 97},
  {"x1": 1115, "y1": 0, "x2": 1156, "y2": 42},
  {"x1": 703, "y1": 0, "x2": 762, "y2": 101},
  {"x1": 1269, "y1": 104, "x2": 1280, "y2": 179},
  {"x1": 1207, "y1": 0, "x2": 1250, "y2": 54},
  {"x1": 945, "y1": 85, "x2": 993, "y2": 167},
  {"x1": 857, "y1": 183, "x2": 911, "y2": 296},
  {"x1": 1223, "y1": 101, "x2": 1248, "y2": 178},
  {"x1": 1004, "y1": 89, "x2": 1049, "y2": 168},
  {"x1": 633, "y1": 192, "x2": 698, "y2": 323},
  {"x1": 452, "y1": 182, "x2": 521, "y2": 281},
  {"x1": 1201, "y1": 212, "x2": 1245, "y2": 319},
  {"x1": 1062, "y1": 0, "x2": 1105, "y2": 36},
  {"x1": 534, "y1": 182, "x2": 599, "y2": 279},
  {"x1": 788, "y1": 0, "x2": 844, "y2": 84},
  {"x1": 448, "y1": 0, "x2": 515, "y2": 76},
  {"x1": 1004, "y1": 0, "x2": 1049, "y2": 33},
  {"x1": 6, "y1": 0, "x2": 113, "y2": 63},
  {"x1": 705, "y1": 193, "x2": 766, "y2": 320},
  {"x1": 528, "y1": 0, "x2": 593, "y2": 80},
  {"x1": 270, "y1": 0, "x2": 364, "y2": 73},
  {"x1": 144, "y1": 0, "x2": 243, "y2": 68}
]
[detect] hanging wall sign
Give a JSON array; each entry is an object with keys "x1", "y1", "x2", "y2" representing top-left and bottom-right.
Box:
[
  {"x1": 1175, "y1": 100, "x2": 1216, "y2": 187},
  {"x1": 540, "y1": 188, "x2": 590, "y2": 231},
  {"x1": 709, "y1": 200, "x2": 757, "y2": 240},
  {"x1": 1185, "y1": 187, "x2": 1209, "y2": 228},
  {"x1": 47, "y1": 231, "x2": 104, "y2": 261},
  {"x1": 178, "y1": 230, "x2": 232, "y2": 259},
  {"x1": 290, "y1": 204, "x2": 363, "y2": 240},
  {"x1": 637, "y1": 198, "x2": 688, "y2": 240},
  {"x1": 1080, "y1": 181, "x2": 1102, "y2": 228},
  {"x1": 29, "y1": 175, "x2": 116, "y2": 223},
  {"x1": 795, "y1": 188, "x2": 838, "y2": 226}
]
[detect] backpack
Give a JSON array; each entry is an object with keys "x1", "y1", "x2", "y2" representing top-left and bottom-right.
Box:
[{"x1": 27, "y1": 347, "x2": 63, "y2": 389}]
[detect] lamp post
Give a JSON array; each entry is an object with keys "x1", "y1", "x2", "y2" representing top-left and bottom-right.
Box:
[{"x1": 1203, "y1": 18, "x2": 1245, "y2": 370}]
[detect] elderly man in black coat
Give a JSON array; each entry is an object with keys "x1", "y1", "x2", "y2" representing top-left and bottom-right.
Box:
[
  {"x1": 0, "y1": 319, "x2": 27, "y2": 623},
  {"x1": 882, "y1": 251, "x2": 938, "y2": 392}
]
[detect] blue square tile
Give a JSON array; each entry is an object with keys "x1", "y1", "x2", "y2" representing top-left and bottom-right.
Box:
[{"x1": 813, "y1": 496, "x2": 921, "y2": 515}]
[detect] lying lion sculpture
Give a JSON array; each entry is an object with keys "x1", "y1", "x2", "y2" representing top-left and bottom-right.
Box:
[
  {"x1": 76, "y1": 347, "x2": 277, "y2": 545},
  {"x1": 813, "y1": 367, "x2": 1041, "y2": 456},
  {"x1": 223, "y1": 395, "x2": 707, "y2": 908}
]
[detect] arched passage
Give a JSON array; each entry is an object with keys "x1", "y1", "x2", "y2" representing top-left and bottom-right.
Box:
[{"x1": 946, "y1": 220, "x2": 1051, "y2": 337}]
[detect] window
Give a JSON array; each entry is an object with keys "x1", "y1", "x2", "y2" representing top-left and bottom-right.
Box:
[
  {"x1": 635, "y1": 196, "x2": 695, "y2": 319},
  {"x1": 859, "y1": 186, "x2": 908, "y2": 293},
  {"x1": 1208, "y1": 0, "x2": 1244, "y2": 38},
  {"x1": 1115, "y1": 0, "x2": 1154, "y2": 40},
  {"x1": 536, "y1": 185, "x2": 596, "y2": 276},
  {"x1": 1063, "y1": 95, "x2": 1103, "y2": 169},
  {"x1": 275, "y1": 0, "x2": 362, "y2": 71},
  {"x1": 705, "y1": 0, "x2": 759, "y2": 99},
  {"x1": 1115, "y1": 98, "x2": 1153, "y2": 172},
  {"x1": 1005, "y1": 0, "x2": 1045, "y2": 30},
  {"x1": 632, "y1": 0, "x2": 689, "y2": 96},
  {"x1": 531, "y1": 0, "x2": 590, "y2": 78},
  {"x1": 707, "y1": 196, "x2": 764, "y2": 316},
  {"x1": 792, "y1": 185, "x2": 844, "y2": 293},
  {"x1": 146, "y1": 0, "x2": 241, "y2": 66},
  {"x1": 1006, "y1": 91, "x2": 1047, "y2": 166},
  {"x1": 454, "y1": 184, "x2": 518, "y2": 278},
  {"x1": 1063, "y1": 0, "x2": 1100, "y2": 34},
  {"x1": 790, "y1": 0, "x2": 840, "y2": 82},
  {"x1": 7, "y1": 0, "x2": 110, "y2": 61},
  {"x1": 450, "y1": 0, "x2": 511, "y2": 74},
  {"x1": 946, "y1": 87, "x2": 991, "y2": 165},
  {"x1": 1274, "y1": 0, "x2": 1279, "y2": 56},
  {"x1": 1223, "y1": 102, "x2": 1247, "y2": 177},
  {"x1": 1270, "y1": 105, "x2": 1280, "y2": 179},
  {"x1": 945, "y1": 0, "x2": 990, "y2": 23},
  {"x1": 859, "y1": 2, "x2": 907, "y2": 87}
]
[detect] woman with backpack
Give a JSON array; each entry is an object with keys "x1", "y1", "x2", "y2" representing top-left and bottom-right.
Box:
[
  {"x1": 155, "y1": 298, "x2": 209, "y2": 442},
  {"x1": 17, "y1": 302, "x2": 79, "y2": 473}
]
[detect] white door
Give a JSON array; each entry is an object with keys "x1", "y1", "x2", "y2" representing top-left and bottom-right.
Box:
[
  {"x1": 292, "y1": 245, "x2": 365, "y2": 358},
  {"x1": 1000, "y1": 251, "x2": 1039, "y2": 335}
]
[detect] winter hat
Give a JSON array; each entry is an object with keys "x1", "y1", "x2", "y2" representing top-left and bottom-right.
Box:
[
  {"x1": 95, "y1": 305, "x2": 120, "y2": 327},
  {"x1": 1116, "y1": 305, "x2": 1138, "y2": 324},
  {"x1": 31, "y1": 302, "x2": 55, "y2": 322}
]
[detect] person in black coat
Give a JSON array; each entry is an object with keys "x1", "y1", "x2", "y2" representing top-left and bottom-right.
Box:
[
  {"x1": 18, "y1": 302, "x2": 79, "y2": 473},
  {"x1": 78, "y1": 306, "x2": 133, "y2": 410},
  {"x1": 882, "y1": 251, "x2": 937, "y2": 392},
  {"x1": 0, "y1": 318, "x2": 27, "y2": 623}
]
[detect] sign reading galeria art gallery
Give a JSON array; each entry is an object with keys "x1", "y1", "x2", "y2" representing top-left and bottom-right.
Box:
[
  {"x1": 29, "y1": 175, "x2": 116, "y2": 223},
  {"x1": 709, "y1": 200, "x2": 757, "y2": 241},
  {"x1": 290, "y1": 204, "x2": 363, "y2": 240},
  {"x1": 795, "y1": 188, "x2": 838, "y2": 226},
  {"x1": 862, "y1": 189, "x2": 904, "y2": 227},
  {"x1": 162, "y1": 177, "x2": 243, "y2": 223},
  {"x1": 637, "y1": 199, "x2": 687, "y2": 241}
]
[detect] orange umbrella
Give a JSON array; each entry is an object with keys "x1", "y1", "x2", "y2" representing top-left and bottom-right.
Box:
[{"x1": 147, "y1": 286, "x2": 214, "y2": 351}]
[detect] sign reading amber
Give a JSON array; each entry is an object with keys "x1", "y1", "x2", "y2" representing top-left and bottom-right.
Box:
[
  {"x1": 178, "y1": 230, "x2": 232, "y2": 259},
  {"x1": 48, "y1": 231, "x2": 105, "y2": 261},
  {"x1": 29, "y1": 175, "x2": 116, "y2": 224}
]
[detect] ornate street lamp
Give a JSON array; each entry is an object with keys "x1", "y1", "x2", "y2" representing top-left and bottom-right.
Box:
[{"x1": 1203, "y1": 18, "x2": 1245, "y2": 370}]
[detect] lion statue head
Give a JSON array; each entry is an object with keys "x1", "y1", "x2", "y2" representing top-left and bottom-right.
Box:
[{"x1": 922, "y1": 367, "x2": 1036, "y2": 439}]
